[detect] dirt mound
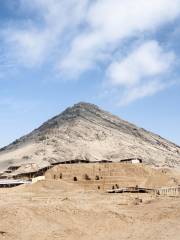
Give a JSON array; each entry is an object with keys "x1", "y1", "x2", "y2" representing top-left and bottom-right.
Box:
[{"x1": 45, "y1": 163, "x2": 180, "y2": 190}]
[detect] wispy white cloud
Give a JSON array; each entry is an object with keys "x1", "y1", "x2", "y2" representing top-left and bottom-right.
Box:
[
  {"x1": 3, "y1": 0, "x2": 89, "y2": 67},
  {"x1": 59, "y1": 0, "x2": 180, "y2": 77},
  {"x1": 106, "y1": 41, "x2": 176, "y2": 104},
  {"x1": 107, "y1": 41, "x2": 175, "y2": 87},
  {"x1": 1, "y1": 0, "x2": 180, "y2": 104},
  {"x1": 4, "y1": 28, "x2": 49, "y2": 66},
  {"x1": 119, "y1": 81, "x2": 167, "y2": 106}
]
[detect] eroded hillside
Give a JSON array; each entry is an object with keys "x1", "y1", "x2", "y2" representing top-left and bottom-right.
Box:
[{"x1": 0, "y1": 102, "x2": 180, "y2": 173}]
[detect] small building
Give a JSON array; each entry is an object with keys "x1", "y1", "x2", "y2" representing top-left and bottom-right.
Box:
[
  {"x1": 32, "y1": 176, "x2": 45, "y2": 184},
  {"x1": 0, "y1": 179, "x2": 31, "y2": 188},
  {"x1": 120, "y1": 158, "x2": 142, "y2": 164}
]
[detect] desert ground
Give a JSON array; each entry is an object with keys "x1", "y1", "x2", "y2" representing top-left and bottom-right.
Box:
[
  {"x1": 0, "y1": 177, "x2": 180, "y2": 240},
  {"x1": 0, "y1": 103, "x2": 180, "y2": 239}
]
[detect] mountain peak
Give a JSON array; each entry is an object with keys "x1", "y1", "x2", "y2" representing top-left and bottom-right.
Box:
[
  {"x1": 61, "y1": 102, "x2": 101, "y2": 116},
  {"x1": 73, "y1": 102, "x2": 99, "y2": 109},
  {"x1": 49, "y1": 102, "x2": 103, "y2": 124}
]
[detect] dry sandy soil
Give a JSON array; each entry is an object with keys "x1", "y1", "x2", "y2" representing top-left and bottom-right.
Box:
[{"x1": 0, "y1": 179, "x2": 180, "y2": 240}]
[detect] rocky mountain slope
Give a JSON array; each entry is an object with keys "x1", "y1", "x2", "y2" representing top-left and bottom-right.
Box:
[{"x1": 0, "y1": 102, "x2": 180, "y2": 173}]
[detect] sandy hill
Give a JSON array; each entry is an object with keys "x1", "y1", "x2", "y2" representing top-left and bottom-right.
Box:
[{"x1": 0, "y1": 102, "x2": 180, "y2": 173}]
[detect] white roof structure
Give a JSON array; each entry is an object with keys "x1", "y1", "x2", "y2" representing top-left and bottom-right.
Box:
[{"x1": 0, "y1": 179, "x2": 31, "y2": 185}]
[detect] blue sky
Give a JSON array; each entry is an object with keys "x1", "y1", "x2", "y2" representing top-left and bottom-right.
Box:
[{"x1": 0, "y1": 0, "x2": 180, "y2": 147}]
